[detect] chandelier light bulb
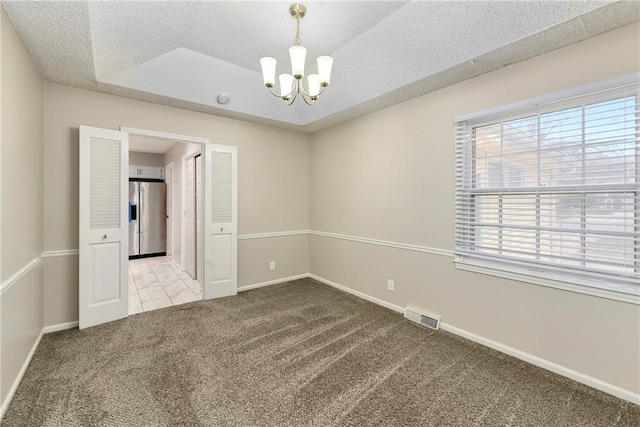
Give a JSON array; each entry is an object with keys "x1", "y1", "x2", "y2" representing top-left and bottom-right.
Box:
[{"x1": 260, "y1": 3, "x2": 333, "y2": 105}]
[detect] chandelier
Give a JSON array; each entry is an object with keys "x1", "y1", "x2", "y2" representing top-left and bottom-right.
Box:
[{"x1": 260, "y1": 3, "x2": 333, "y2": 105}]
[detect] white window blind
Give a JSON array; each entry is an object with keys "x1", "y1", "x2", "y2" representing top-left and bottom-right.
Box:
[{"x1": 455, "y1": 83, "x2": 639, "y2": 298}]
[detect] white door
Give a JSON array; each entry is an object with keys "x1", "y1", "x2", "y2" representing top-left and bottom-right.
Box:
[
  {"x1": 203, "y1": 144, "x2": 237, "y2": 299},
  {"x1": 195, "y1": 155, "x2": 203, "y2": 281},
  {"x1": 184, "y1": 157, "x2": 195, "y2": 278},
  {"x1": 166, "y1": 164, "x2": 173, "y2": 257},
  {"x1": 79, "y1": 126, "x2": 129, "y2": 329}
]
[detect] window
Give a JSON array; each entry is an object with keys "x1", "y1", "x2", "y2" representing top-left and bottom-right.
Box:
[
  {"x1": 455, "y1": 82, "x2": 639, "y2": 302},
  {"x1": 486, "y1": 161, "x2": 525, "y2": 188}
]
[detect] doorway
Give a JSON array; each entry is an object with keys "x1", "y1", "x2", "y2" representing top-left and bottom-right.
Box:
[
  {"x1": 78, "y1": 125, "x2": 238, "y2": 329},
  {"x1": 165, "y1": 162, "x2": 174, "y2": 259},
  {"x1": 183, "y1": 152, "x2": 203, "y2": 282},
  {"x1": 127, "y1": 135, "x2": 204, "y2": 315}
]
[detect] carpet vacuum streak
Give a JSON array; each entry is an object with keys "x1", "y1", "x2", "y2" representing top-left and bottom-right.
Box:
[{"x1": 3, "y1": 279, "x2": 639, "y2": 426}]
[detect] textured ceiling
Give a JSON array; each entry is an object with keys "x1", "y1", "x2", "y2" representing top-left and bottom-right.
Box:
[{"x1": 3, "y1": 1, "x2": 639, "y2": 131}]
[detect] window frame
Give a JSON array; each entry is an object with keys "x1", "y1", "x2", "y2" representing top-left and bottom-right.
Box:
[{"x1": 454, "y1": 76, "x2": 640, "y2": 304}]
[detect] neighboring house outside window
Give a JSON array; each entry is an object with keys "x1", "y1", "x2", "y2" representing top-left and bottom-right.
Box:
[{"x1": 454, "y1": 80, "x2": 639, "y2": 303}]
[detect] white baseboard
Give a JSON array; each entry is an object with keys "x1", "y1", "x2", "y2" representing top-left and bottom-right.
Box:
[
  {"x1": 238, "y1": 274, "x2": 310, "y2": 292},
  {"x1": 307, "y1": 273, "x2": 640, "y2": 405},
  {"x1": 43, "y1": 321, "x2": 79, "y2": 334},
  {"x1": 170, "y1": 259, "x2": 184, "y2": 272},
  {"x1": 307, "y1": 274, "x2": 405, "y2": 314},
  {"x1": 0, "y1": 320, "x2": 80, "y2": 421},
  {"x1": 0, "y1": 329, "x2": 44, "y2": 421},
  {"x1": 439, "y1": 323, "x2": 640, "y2": 405}
]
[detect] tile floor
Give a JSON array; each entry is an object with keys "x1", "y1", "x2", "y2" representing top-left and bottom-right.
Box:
[{"x1": 128, "y1": 255, "x2": 201, "y2": 315}]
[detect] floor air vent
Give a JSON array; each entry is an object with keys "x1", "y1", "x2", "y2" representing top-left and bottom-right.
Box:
[{"x1": 404, "y1": 307, "x2": 440, "y2": 330}]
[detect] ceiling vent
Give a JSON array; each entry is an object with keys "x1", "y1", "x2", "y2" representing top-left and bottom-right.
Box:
[{"x1": 404, "y1": 307, "x2": 440, "y2": 330}]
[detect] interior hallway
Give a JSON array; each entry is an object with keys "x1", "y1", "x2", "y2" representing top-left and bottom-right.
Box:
[{"x1": 128, "y1": 256, "x2": 201, "y2": 314}]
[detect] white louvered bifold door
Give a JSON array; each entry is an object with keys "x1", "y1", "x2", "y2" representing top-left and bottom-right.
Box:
[
  {"x1": 203, "y1": 144, "x2": 238, "y2": 299},
  {"x1": 79, "y1": 126, "x2": 129, "y2": 329}
]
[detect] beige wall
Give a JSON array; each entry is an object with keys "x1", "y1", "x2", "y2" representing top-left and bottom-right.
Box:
[
  {"x1": 1, "y1": 10, "x2": 43, "y2": 280},
  {"x1": 1, "y1": 265, "x2": 43, "y2": 402},
  {"x1": 129, "y1": 151, "x2": 164, "y2": 167},
  {"x1": 239, "y1": 234, "x2": 308, "y2": 286},
  {"x1": 43, "y1": 82, "x2": 310, "y2": 325},
  {"x1": 43, "y1": 255, "x2": 77, "y2": 327},
  {"x1": 0, "y1": 8, "x2": 44, "y2": 407},
  {"x1": 309, "y1": 23, "x2": 640, "y2": 395}
]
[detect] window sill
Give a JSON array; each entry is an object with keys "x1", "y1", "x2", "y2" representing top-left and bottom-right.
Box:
[{"x1": 454, "y1": 259, "x2": 640, "y2": 305}]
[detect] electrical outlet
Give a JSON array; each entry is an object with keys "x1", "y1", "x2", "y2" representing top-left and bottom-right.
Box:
[
  {"x1": 270, "y1": 261, "x2": 276, "y2": 271},
  {"x1": 387, "y1": 279, "x2": 395, "y2": 291}
]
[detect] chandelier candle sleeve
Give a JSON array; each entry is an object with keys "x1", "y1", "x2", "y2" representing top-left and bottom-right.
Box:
[
  {"x1": 279, "y1": 74, "x2": 294, "y2": 98},
  {"x1": 289, "y1": 46, "x2": 307, "y2": 78},
  {"x1": 259, "y1": 3, "x2": 333, "y2": 105},
  {"x1": 307, "y1": 74, "x2": 320, "y2": 97},
  {"x1": 317, "y1": 56, "x2": 333, "y2": 86},
  {"x1": 260, "y1": 57, "x2": 277, "y2": 87}
]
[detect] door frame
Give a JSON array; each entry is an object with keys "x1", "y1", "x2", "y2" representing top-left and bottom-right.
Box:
[
  {"x1": 194, "y1": 154, "x2": 203, "y2": 282},
  {"x1": 165, "y1": 161, "x2": 174, "y2": 259},
  {"x1": 120, "y1": 127, "x2": 235, "y2": 302},
  {"x1": 182, "y1": 150, "x2": 201, "y2": 278}
]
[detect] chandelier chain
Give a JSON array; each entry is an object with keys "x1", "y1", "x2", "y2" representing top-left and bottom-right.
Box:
[{"x1": 295, "y1": 15, "x2": 301, "y2": 46}]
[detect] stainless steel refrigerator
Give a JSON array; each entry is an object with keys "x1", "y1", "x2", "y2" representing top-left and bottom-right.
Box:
[{"x1": 129, "y1": 180, "x2": 166, "y2": 258}]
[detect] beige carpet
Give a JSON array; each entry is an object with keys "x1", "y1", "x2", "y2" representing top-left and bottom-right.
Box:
[{"x1": 3, "y1": 278, "x2": 639, "y2": 426}]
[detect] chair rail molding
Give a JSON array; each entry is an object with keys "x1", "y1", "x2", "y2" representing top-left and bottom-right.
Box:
[
  {"x1": 309, "y1": 230, "x2": 454, "y2": 258},
  {"x1": 41, "y1": 249, "x2": 79, "y2": 258},
  {"x1": 41, "y1": 231, "x2": 453, "y2": 261},
  {"x1": 238, "y1": 230, "x2": 310, "y2": 240},
  {"x1": 0, "y1": 257, "x2": 42, "y2": 295}
]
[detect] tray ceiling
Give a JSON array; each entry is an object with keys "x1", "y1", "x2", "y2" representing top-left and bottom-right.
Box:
[{"x1": 3, "y1": 1, "x2": 638, "y2": 131}]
